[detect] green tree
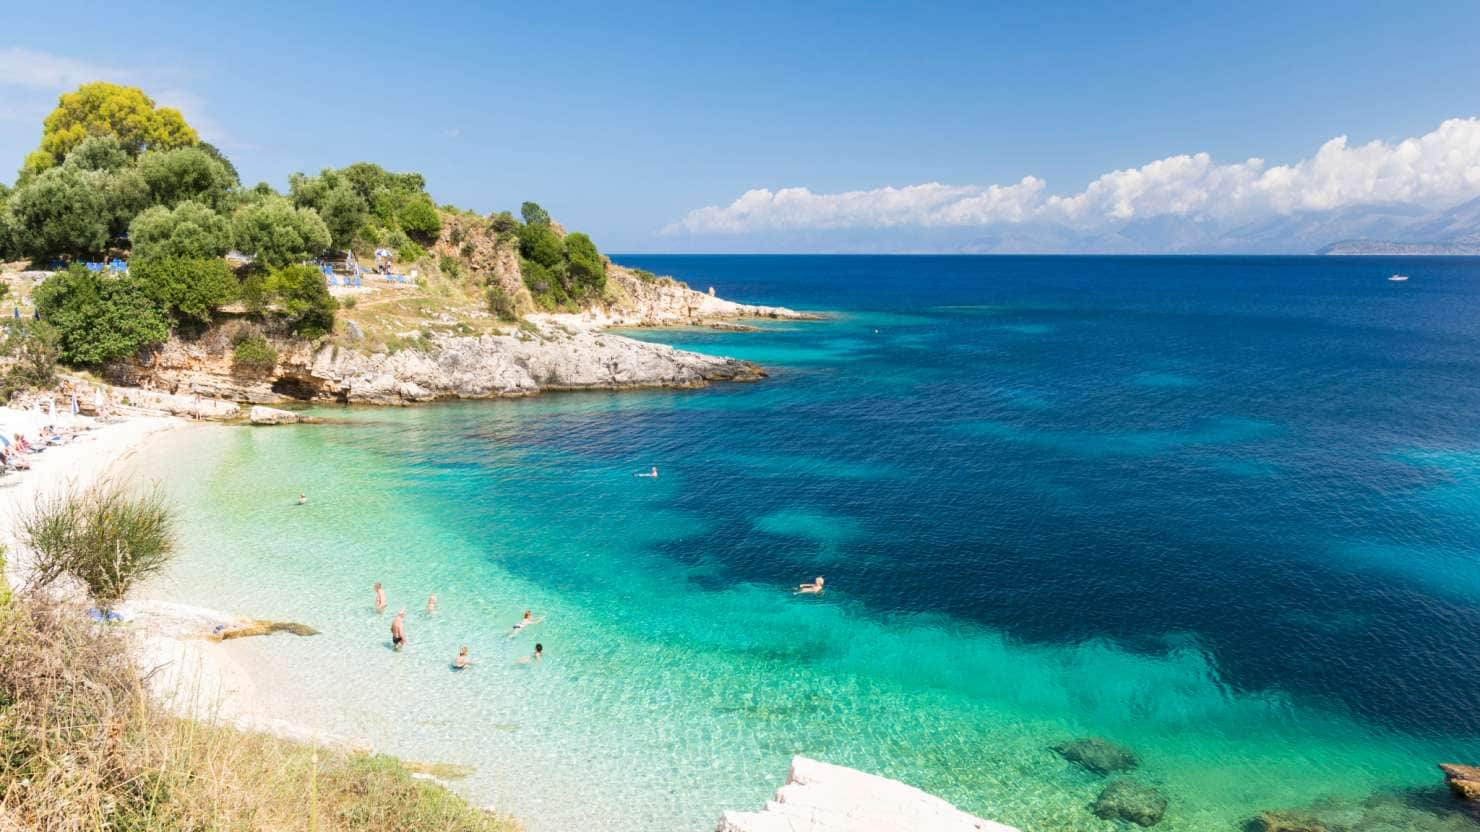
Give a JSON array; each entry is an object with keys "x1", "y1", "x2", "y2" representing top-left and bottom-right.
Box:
[
  {"x1": 517, "y1": 222, "x2": 564, "y2": 269},
  {"x1": 29, "y1": 82, "x2": 198, "y2": 172},
  {"x1": 32, "y1": 266, "x2": 170, "y2": 365},
  {"x1": 0, "y1": 196, "x2": 15, "y2": 261},
  {"x1": 398, "y1": 196, "x2": 441, "y2": 241},
  {"x1": 564, "y1": 232, "x2": 607, "y2": 295},
  {"x1": 230, "y1": 196, "x2": 331, "y2": 268},
  {"x1": 62, "y1": 136, "x2": 132, "y2": 173},
  {"x1": 291, "y1": 174, "x2": 367, "y2": 249},
  {"x1": 129, "y1": 201, "x2": 231, "y2": 260},
  {"x1": 489, "y1": 211, "x2": 519, "y2": 235},
  {"x1": 131, "y1": 257, "x2": 237, "y2": 324},
  {"x1": 7, "y1": 166, "x2": 110, "y2": 259},
  {"x1": 137, "y1": 146, "x2": 235, "y2": 210},
  {"x1": 266, "y1": 264, "x2": 336, "y2": 338},
  {"x1": 520, "y1": 201, "x2": 550, "y2": 227},
  {"x1": 197, "y1": 141, "x2": 241, "y2": 187},
  {"x1": 99, "y1": 167, "x2": 151, "y2": 240}
]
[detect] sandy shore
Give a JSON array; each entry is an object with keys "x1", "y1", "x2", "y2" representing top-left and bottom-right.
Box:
[{"x1": 0, "y1": 408, "x2": 356, "y2": 750}]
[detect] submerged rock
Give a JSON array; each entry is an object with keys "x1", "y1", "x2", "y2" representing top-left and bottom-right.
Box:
[
  {"x1": 1054, "y1": 737, "x2": 1140, "y2": 774},
  {"x1": 213, "y1": 620, "x2": 319, "y2": 641},
  {"x1": 1092, "y1": 779, "x2": 1168, "y2": 827},
  {"x1": 1256, "y1": 810, "x2": 1330, "y2": 832},
  {"x1": 1442, "y1": 764, "x2": 1480, "y2": 802}
]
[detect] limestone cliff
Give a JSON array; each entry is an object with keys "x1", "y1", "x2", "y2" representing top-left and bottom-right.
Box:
[{"x1": 114, "y1": 320, "x2": 764, "y2": 406}]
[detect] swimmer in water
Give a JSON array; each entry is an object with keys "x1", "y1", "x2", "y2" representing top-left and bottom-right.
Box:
[
  {"x1": 390, "y1": 610, "x2": 406, "y2": 651},
  {"x1": 634, "y1": 466, "x2": 658, "y2": 478},
  {"x1": 374, "y1": 582, "x2": 387, "y2": 614},
  {"x1": 298, "y1": 493, "x2": 308, "y2": 505},
  {"x1": 454, "y1": 645, "x2": 471, "y2": 669},
  {"x1": 516, "y1": 643, "x2": 544, "y2": 664},
  {"x1": 426, "y1": 593, "x2": 438, "y2": 615},
  {"x1": 507, "y1": 609, "x2": 544, "y2": 638},
  {"x1": 797, "y1": 576, "x2": 825, "y2": 595}
]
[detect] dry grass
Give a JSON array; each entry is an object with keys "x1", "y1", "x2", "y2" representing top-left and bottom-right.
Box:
[{"x1": 0, "y1": 592, "x2": 518, "y2": 831}]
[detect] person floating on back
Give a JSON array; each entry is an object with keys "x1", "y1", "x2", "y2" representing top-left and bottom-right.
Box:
[
  {"x1": 374, "y1": 582, "x2": 387, "y2": 614},
  {"x1": 797, "y1": 576, "x2": 825, "y2": 595},
  {"x1": 391, "y1": 610, "x2": 406, "y2": 651},
  {"x1": 508, "y1": 609, "x2": 544, "y2": 638},
  {"x1": 634, "y1": 466, "x2": 658, "y2": 478}
]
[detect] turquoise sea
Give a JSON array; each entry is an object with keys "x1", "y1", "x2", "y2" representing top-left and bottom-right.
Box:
[{"x1": 133, "y1": 256, "x2": 1480, "y2": 831}]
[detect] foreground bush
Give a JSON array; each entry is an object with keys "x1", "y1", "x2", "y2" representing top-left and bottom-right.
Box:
[
  {"x1": 0, "y1": 592, "x2": 518, "y2": 831},
  {"x1": 133, "y1": 256, "x2": 239, "y2": 324},
  {"x1": 20, "y1": 479, "x2": 176, "y2": 615},
  {"x1": 232, "y1": 330, "x2": 278, "y2": 371},
  {"x1": 0, "y1": 320, "x2": 60, "y2": 397},
  {"x1": 267, "y1": 264, "x2": 338, "y2": 338}
]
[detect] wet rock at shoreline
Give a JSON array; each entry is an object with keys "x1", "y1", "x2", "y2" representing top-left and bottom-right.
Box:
[
  {"x1": 1092, "y1": 779, "x2": 1168, "y2": 827},
  {"x1": 1054, "y1": 737, "x2": 1140, "y2": 774},
  {"x1": 212, "y1": 620, "x2": 319, "y2": 641},
  {"x1": 1253, "y1": 789, "x2": 1480, "y2": 832},
  {"x1": 248, "y1": 405, "x2": 300, "y2": 425},
  {"x1": 1256, "y1": 810, "x2": 1331, "y2": 832},
  {"x1": 1442, "y1": 764, "x2": 1480, "y2": 802}
]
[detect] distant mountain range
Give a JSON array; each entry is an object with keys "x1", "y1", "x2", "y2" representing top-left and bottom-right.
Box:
[{"x1": 659, "y1": 196, "x2": 1480, "y2": 255}]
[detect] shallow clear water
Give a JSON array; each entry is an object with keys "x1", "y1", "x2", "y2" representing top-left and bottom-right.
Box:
[{"x1": 134, "y1": 256, "x2": 1480, "y2": 831}]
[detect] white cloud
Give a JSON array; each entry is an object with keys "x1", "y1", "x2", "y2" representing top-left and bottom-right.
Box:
[
  {"x1": 667, "y1": 118, "x2": 1480, "y2": 235},
  {"x1": 0, "y1": 47, "x2": 127, "y2": 89}
]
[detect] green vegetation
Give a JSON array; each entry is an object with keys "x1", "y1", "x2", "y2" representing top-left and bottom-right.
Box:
[
  {"x1": 24, "y1": 81, "x2": 197, "y2": 175},
  {"x1": 0, "y1": 80, "x2": 621, "y2": 382},
  {"x1": 230, "y1": 196, "x2": 332, "y2": 268},
  {"x1": 129, "y1": 200, "x2": 232, "y2": 260},
  {"x1": 33, "y1": 265, "x2": 170, "y2": 365},
  {"x1": 19, "y1": 480, "x2": 176, "y2": 615},
  {"x1": 0, "y1": 321, "x2": 60, "y2": 397},
  {"x1": 267, "y1": 264, "x2": 337, "y2": 338},
  {"x1": 232, "y1": 329, "x2": 278, "y2": 371}
]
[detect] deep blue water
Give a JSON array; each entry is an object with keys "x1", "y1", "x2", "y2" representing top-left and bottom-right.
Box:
[{"x1": 614, "y1": 255, "x2": 1480, "y2": 738}]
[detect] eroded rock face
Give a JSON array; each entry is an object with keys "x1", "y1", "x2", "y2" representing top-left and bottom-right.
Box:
[
  {"x1": 128, "y1": 323, "x2": 766, "y2": 406},
  {"x1": 1054, "y1": 737, "x2": 1140, "y2": 775},
  {"x1": 1442, "y1": 764, "x2": 1480, "y2": 802},
  {"x1": 1092, "y1": 779, "x2": 1168, "y2": 827}
]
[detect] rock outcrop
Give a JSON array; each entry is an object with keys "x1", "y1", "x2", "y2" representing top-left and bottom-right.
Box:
[
  {"x1": 716, "y1": 756, "x2": 1019, "y2": 832},
  {"x1": 1441, "y1": 764, "x2": 1480, "y2": 802},
  {"x1": 121, "y1": 321, "x2": 766, "y2": 406},
  {"x1": 247, "y1": 405, "x2": 300, "y2": 425},
  {"x1": 1091, "y1": 779, "x2": 1168, "y2": 827},
  {"x1": 1054, "y1": 737, "x2": 1139, "y2": 775}
]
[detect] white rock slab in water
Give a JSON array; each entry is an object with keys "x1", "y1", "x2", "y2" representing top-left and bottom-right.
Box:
[{"x1": 717, "y1": 757, "x2": 1019, "y2": 832}]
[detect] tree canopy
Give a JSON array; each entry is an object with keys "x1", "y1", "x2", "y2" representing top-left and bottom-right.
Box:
[
  {"x1": 129, "y1": 201, "x2": 231, "y2": 261},
  {"x1": 28, "y1": 82, "x2": 198, "y2": 174},
  {"x1": 229, "y1": 196, "x2": 331, "y2": 267},
  {"x1": 32, "y1": 266, "x2": 170, "y2": 365}
]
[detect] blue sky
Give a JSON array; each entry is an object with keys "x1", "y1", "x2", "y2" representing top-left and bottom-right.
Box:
[{"x1": 3, "y1": 0, "x2": 1479, "y2": 251}]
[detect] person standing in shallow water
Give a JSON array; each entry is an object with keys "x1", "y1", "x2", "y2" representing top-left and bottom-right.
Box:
[
  {"x1": 374, "y1": 582, "x2": 386, "y2": 614},
  {"x1": 390, "y1": 610, "x2": 406, "y2": 651},
  {"x1": 426, "y1": 593, "x2": 438, "y2": 615}
]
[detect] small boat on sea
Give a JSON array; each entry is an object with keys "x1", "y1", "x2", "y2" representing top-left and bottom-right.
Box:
[{"x1": 1389, "y1": 274, "x2": 1409, "y2": 282}]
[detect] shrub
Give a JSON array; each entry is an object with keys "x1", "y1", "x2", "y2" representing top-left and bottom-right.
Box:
[
  {"x1": 340, "y1": 295, "x2": 357, "y2": 309},
  {"x1": 266, "y1": 264, "x2": 336, "y2": 338},
  {"x1": 137, "y1": 146, "x2": 235, "y2": 210},
  {"x1": 486, "y1": 284, "x2": 517, "y2": 321},
  {"x1": 20, "y1": 479, "x2": 176, "y2": 613},
  {"x1": 231, "y1": 331, "x2": 277, "y2": 371},
  {"x1": 460, "y1": 241, "x2": 475, "y2": 258},
  {"x1": 517, "y1": 222, "x2": 563, "y2": 269},
  {"x1": 397, "y1": 242, "x2": 426, "y2": 263},
  {"x1": 0, "y1": 320, "x2": 60, "y2": 396},
  {"x1": 128, "y1": 201, "x2": 231, "y2": 260},
  {"x1": 33, "y1": 266, "x2": 170, "y2": 365},
  {"x1": 439, "y1": 254, "x2": 462, "y2": 279},
  {"x1": 230, "y1": 196, "x2": 331, "y2": 268},
  {"x1": 239, "y1": 270, "x2": 269, "y2": 315},
  {"x1": 131, "y1": 256, "x2": 238, "y2": 323},
  {"x1": 398, "y1": 197, "x2": 441, "y2": 241},
  {"x1": 565, "y1": 231, "x2": 607, "y2": 295},
  {"x1": 489, "y1": 210, "x2": 519, "y2": 235},
  {"x1": 62, "y1": 135, "x2": 132, "y2": 173}
]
